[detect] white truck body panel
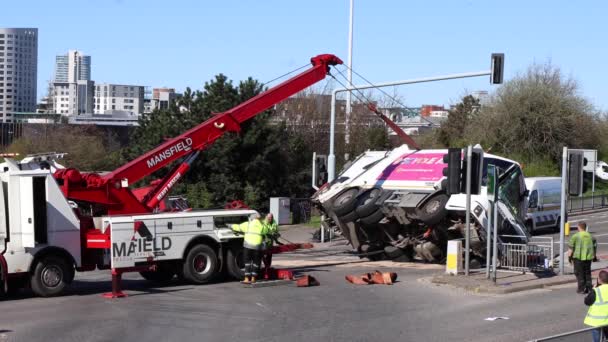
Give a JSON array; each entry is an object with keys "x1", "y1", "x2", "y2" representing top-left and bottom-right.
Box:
[
  {"x1": 3, "y1": 170, "x2": 82, "y2": 273},
  {"x1": 19, "y1": 176, "x2": 36, "y2": 248},
  {"x1": 108, "y1": 209, "x2": 256, "y2": 268}
]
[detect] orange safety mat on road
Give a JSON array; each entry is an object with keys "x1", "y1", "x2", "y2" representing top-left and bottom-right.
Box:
[{"x1": 345, "y1": 270, "x2": 398, "y2": 285}]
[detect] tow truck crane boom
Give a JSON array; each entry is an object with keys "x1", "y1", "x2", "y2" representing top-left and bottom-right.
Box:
[{"x1": 54, "y1": 54, "x2": 343, "y2": 215}]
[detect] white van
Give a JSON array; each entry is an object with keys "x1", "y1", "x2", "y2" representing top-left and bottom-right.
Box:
[{"x1": 524, "y1": 177, "x2": 563, "y2": 234}]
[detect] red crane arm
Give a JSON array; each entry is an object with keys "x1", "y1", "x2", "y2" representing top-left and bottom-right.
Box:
[{"x1": 103, "y1": 54, "x2": 343, "y2": 185}]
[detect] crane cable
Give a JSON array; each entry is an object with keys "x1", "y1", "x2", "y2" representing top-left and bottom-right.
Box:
[
  {"x1": 261, "y1": 63, "x2": 310, "y2": 88},
  {"x1": 334, "y1": 65, "x2": 436, "y2": 126}
]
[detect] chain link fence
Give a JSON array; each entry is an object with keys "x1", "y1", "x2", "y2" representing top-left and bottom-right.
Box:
[{"x1": 290, "y1": 198, "x2": 313, "y2": 224}]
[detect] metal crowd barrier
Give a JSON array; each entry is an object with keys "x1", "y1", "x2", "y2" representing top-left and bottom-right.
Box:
[
  {"x1": 530, "y1": 325, "x2": 608, "y2": 341},
  {"x1": 569, "y1": 193, "x2": 608, "y2": 213},
  {"x1": 499, "y1": 236, "x2": 554, "y2": 273},
  {"x1": 290, "y1": 198, "x2": 312, "y2": 224}
]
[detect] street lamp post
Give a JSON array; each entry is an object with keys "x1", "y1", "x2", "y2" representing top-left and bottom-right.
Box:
[{"x1": 327, "y1": 70, "x2": 494, "y2": 182}]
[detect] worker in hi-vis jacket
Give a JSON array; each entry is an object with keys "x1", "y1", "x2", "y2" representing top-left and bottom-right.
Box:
[
  {"x1": 262, "y1": 213, "x2": 281, "y2": 270},
  {"x1": 232, "y1": 213, "x2": 270, "y2": 283}
]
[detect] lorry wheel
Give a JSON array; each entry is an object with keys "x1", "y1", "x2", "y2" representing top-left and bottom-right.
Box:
[
  {"x1": 226, "y1": 248, "x2": 245, "y2": 280},
  {"x1": 183, "y1": 244, "x2": 219, "y2": 284},
  {"x1": 31, "y1": 256, "x2": 70, "y2": 297},
  {"x1": 332, "y1": 188, "x2": 359, "y2": 216},
  {"x1": 415, "y1": 193, "x2": 449, "y2": 225},
  {"x1": 355, "y1": 188, "x2": 381, "y2": 218},
  {"x1": 339, "y1": 210, "x2": 359, "y2": 223},
  {"x1": 360, "y1": 209, "x2": 384, "y2": 226},
  {"x1": 384, "y1": 246, "x2": 405, "y2": 259}
]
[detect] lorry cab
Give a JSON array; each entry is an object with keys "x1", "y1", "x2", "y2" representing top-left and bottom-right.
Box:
[{"x1": 524, "y1": 177, "x2": 562, "y2": 234}]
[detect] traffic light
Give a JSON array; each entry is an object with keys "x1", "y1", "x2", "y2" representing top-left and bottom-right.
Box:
[
  {"x1": 461, "y1": 148, "x2": 484, "y2": 195},
  {"x1": 313, "y1": 154, "x2": 328, "y2": 188},
  {"x1": 442, "y1": 148, "x2": 462, "y2": 195},
  {"x1": 568, "y1": 151, "x2": 584, "y2": 196},
  {"x1": 491, "y1": 53, "x2": 504, "y2": 84}
]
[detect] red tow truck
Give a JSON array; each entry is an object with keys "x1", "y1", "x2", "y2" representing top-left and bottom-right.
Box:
[{"x1": 0, "y1": 54, "x2": 342, "y2": 297}]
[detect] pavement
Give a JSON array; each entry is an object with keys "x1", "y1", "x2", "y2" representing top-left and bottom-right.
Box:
[
  {"x1": 3, "y1": 221, "x2": 608, "y2": 342},
  {"x1": 279, "y1": 210, "x2": 608, "y2": 296}
]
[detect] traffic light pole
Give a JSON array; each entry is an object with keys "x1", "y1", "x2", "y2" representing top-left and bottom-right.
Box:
[
  {"x1": 485, "y1": 164, "x2": 497, "y2": 279},
  {"x1": 559, "y1": 147, "x2": 568, "y2": 275},
  {"x1": 327, "y1": 70, "x2": 496, "y2": 182},
  {"x1": 465, "y1": 146, "x2": 472, "y2": 276}
]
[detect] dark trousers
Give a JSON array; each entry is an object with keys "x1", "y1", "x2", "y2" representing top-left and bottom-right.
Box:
[
  {"x1": 573, "y1": 259, "x2": 592, "y2": 292},
  {"x1": 262, "y1": 251, "x2": 272, "y2": 270},
  {"x1": 243, "y1": 248, "x2": 261, "y2": 278}
]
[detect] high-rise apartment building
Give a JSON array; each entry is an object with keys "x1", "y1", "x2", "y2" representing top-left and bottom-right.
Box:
[
  {"x1": 0, "y1": 28, "x2": 38, "y2": 122},
  {"x1": 54, "y1": 50, "x2": 91, "y2": 83},
  {"x1": 94, "y1": 83, "x2": 144, "y2": 116},
  {"x1": 52, "y1": 50, "x2": 93, "y2": 115}
]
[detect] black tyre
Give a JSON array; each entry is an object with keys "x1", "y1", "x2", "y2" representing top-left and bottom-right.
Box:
[
  {"x1": 360, "y1": 208, "x2": 385, "y2": 226},
  {"x1": 339, "y1": 210, "x2": 359, "y2": 223},
  {"x1": 554, "y1": 217, "x2": 563, "y2": 233},
  {"x1": 355, "y1": 188, "x2": 382, "y2": 218},
  {"x1": 415, "y1": 193, "x2": 449, "y2": 225},
  {"x1": 182, "y1": 244, "x2": 219, "y2": 284},
  {"x1": 332, "y1": 188, "x2": 359, "y2": 216},
  {"x1": 526, "y1": 219, "x2": 535, "y2": 235},
  {"x1": 226, "y1": 248, "x2": 245, "y2": 280},
  {"x1": 384, "y1": 246, "x2": 405, "y2": 259},
  {"x1": 30, "y1": 256, "x2": 70, "y2": 297},
  {"x1": 392, "y1": 253, "x2": 413, "y2": 263},
  {"x1": 139, "y1": 262, "x2": 176, "y2": 283}
]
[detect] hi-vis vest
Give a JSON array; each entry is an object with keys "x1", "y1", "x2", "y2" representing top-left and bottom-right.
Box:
[
  {"x1": 585, "y1": 285, "x2": 608, "y2": 327},
  {"x1": 232, "y1": 219, "x2": 268, "y2": 249},
  {"x1": 570, "y1": 231, "x2": 595, "y2": 261}
]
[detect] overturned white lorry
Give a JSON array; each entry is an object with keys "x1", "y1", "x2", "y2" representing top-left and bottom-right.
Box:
[{"x1": 312, "y1": 144, "x2": 530, "y2": 264}]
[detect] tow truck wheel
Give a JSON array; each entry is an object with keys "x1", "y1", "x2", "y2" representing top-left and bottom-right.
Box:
[
  {"x1": 31, "y1": 256, "x2": 70, "y2": 297},
  {"x1": 183, "y1": 244, "x2": 219, "y2": 284},
  {"x1": 226, "y1": 248, "x2": 245, "y2": 280}
]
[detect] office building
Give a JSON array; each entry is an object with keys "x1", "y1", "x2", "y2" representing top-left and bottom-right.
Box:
[
  {"x1": 54, "y1": 50, "x2": 91, "y2": 83},
  {"x1": 0, "y1": 28, "x2": 38, "y2": 122},
  {"x1": 152, "y1": 87, "x2": 176, "y2": 110},
  {"x1": 94, "y1": 83, "x2": 144, "y2": 115},
  {"x1": 52, "y1": 50, "x2": 93, "y2": 115}
]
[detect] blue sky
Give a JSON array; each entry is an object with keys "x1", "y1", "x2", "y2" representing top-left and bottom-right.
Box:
[{"x1": 2, "y1": 0, "x2": 607, "y2": 110}]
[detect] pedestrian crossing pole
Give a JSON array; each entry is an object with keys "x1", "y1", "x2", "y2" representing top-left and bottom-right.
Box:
[{"x1": 559, "y1": 146, "x2": 568, "y2": 275}]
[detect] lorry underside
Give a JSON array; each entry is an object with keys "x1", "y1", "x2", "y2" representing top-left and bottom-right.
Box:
[{"x1": 312, "y1": 147, "x2": 530, "y2": 264}]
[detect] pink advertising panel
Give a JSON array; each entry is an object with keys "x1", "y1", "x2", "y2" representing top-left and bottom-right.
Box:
[{"x1": 377, "y1": 152, "x2": 447, "y2": 182}]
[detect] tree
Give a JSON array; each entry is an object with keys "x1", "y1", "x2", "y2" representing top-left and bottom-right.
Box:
[
  {"x1": 466, "y1": 62, "x2": 600, "y2": 163},
  {"x1": 436, "y1": 95, "x2": 480, "y2": 147},
  {"x1": 6, "y1": 124, "x2": 119, "y2": 171},
  {"x1": 124, "y1": 74, "x2": 296, "y2": 211}
]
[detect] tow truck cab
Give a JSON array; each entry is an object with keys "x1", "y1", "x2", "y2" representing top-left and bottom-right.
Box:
[{"x1": 0, "y1": 154, "x2": 255, "y2": 297}]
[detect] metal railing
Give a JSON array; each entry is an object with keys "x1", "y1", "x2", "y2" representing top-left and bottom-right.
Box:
[
  {"x1": 290, "y1": 198, "x2": 312, "y2": 224},
  {"x1": 499, "y1": 236, "x2": 554, "y2": 273},
  {"x1": 569, "y1": 193, "x2": 608, "y2": 213},
  {"x1": 530, "y1": 325, "x2": 608, "y2": 341}
]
